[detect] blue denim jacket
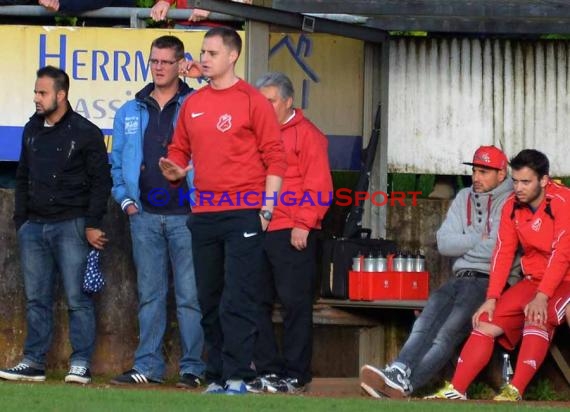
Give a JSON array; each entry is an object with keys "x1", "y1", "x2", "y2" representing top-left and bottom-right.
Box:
[{"x1": 111, "y1": 82, "x2": 194, "y2": 211}]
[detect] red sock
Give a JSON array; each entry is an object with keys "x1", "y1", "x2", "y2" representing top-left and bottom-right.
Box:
[
  {"x1": 511, "y1": 328, "x2": 550, "y2": 395},
  {"x1": 451, "y1": 331, "x2": 495, "y2": 394}
]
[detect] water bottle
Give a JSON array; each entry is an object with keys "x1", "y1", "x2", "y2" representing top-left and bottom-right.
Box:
[
  {"x1": 393, "y1": 251, "x2": 405, "y2": 272},
  {"x1": 404, "y1": 251, "x2": 415, "y2": 272},
  {"x1": 352, "y1": 251, "x2": 363, "y2": 271},
  {"x1": 363, "y1": 253, "x2": 375, "y2": 272},
  {"x1": 375, "y1": 252, "x2": 387, "y2": 272},
  {"x1": 414, "y1": 251, "x2": 426, "y2": 272},
  {"x1": 502, "y1": 353, "x2": 513, "y2": 384}
]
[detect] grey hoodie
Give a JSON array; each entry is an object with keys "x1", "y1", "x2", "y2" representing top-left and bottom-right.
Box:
[{"x1": 436, "y1": 177, "x2": 520, "y2": 279}]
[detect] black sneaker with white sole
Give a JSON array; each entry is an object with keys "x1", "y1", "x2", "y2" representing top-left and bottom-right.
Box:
[
  {"x1": 110, "y1": 369, "x2": 161, "y2": 385},
  {"x1": 0, "y1": 363, "x2": 46, "y2": 382},
  {"x1": 64, "y1": 366, "x2": 92, "y2": 384},
  {"x1": 266, "y1": 377, "x2": 307, "y2": 394},
  {"x1": 176, "y1": 373, "x2": 203, "y2": 389},
  {"x1": 360, "y1": 364, "x2": 411, "y2": 399},
  {"x1": 246, "y1": 374, "x2": 280, "y2": 393}
]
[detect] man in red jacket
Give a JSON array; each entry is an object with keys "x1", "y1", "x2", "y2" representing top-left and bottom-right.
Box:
[
  {"x1": 428, "y1": 149, "x2": 570, "y2": 401},
  {"x1": 159, "y1": 27, "x2": 286, "y2": 395},
  {"x1": 247, "y1": 72, "x2": 333, "y2": 394}
]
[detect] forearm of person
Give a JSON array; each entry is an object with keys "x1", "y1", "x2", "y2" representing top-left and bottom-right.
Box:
[
  {"x1": 263, "y1": 175, "x2": 282, "y2": 211},
  {"x1": 110, "y1": 111, "x2": 129, "y2": 206},
  {"x1": 486, "y1": 206, "x2": 518, "y2": 298},
  {"x1": 167, "y1": 108, "x2": 192, "y2": 168},
  {"x1": 295, "y1": 127, "x2": 333, "y2": 230},
  {"x1": 538, "y1": 206, "x2": 570, "y2": 297},
  {"x1": 437, "y1": 193, "x2": 479, "y2": 256},
  {"x1": 85, "y1": 132, "x2": 112, "y2": 228},
  {"x1": 13, "y1": 148, "x2": 30, "y2": 229}
]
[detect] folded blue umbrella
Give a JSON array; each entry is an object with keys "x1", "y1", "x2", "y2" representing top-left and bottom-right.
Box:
[{"x1": 83, "y1": 249, "x2": 105, "y2": 294}]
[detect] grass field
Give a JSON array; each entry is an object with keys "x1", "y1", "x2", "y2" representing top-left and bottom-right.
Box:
[{"x1": 1, "y1": 381, "x2": 568, "y2": 412}]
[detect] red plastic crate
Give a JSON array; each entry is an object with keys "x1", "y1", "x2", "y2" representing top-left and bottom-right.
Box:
[
  {"x1": 399, "y1": 271, "x2": 429, "y2": 300},
  {"x1": 349, "y1": 271, "x2": 400, "y2": 301},
  {"x1": 349, "y1": 271, "x2": 429, "y2": 301},
  {"x1": 348, "y1": 270, "x2": 363, "y2": 300}
]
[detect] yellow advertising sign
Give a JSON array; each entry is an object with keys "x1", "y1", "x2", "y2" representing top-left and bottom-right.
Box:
[{"x1": 0, "y1": 25, "x2": 245, "y2": 160}]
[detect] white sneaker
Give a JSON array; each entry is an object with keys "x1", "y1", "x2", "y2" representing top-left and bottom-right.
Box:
[
  {"x1": 64, "y1": 365, "x2": 91, "y2": 384},
  {"x1": 0, "y1": 362, "x2": 46, "y2": 382},
  {"x1": 360, "y1": 364, "x2": 410, "y2": 399},
  {"x1": 202, "y1": 382, "x2": 226, "y2": 394}
]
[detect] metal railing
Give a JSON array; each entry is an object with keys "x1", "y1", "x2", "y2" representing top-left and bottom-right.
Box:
[
  {"x1": 0, "y1": 5, "x2": 239, "y2": 28},
  {"x1": 0, "y1": 3, "x2": 380, "y2": 42}
]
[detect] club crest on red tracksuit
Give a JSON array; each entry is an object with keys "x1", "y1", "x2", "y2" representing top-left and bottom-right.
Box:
[
  {"x1": 217, "y1": 114, "x2": 232, "y2": 132},
  {"x1": 531, "y1": 218, "x2": 542, "y2": 232}
]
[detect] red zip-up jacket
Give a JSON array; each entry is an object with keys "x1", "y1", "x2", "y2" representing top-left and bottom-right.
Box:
[
  {"x1": 168, "y1": 79, "x2": 286, "y2": 212},
  {"x1": 166, "y1": 0, "x2": 189, "y2": 8},
  {"x1": 488, "y1": 181, "x2": 570, "y2": 299},
  {"x1": 268, "y1": 109, "x2": 333, "y2": 232}
]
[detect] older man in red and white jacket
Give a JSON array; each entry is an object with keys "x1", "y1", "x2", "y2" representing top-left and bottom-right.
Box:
[{"x1": 248, "y1": 72, "x2": 333, "y2": 394}]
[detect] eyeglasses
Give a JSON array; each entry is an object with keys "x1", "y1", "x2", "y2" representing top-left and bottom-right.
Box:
[{"x1": 148, "y1": 59, "x2": 178, "y2": 67}]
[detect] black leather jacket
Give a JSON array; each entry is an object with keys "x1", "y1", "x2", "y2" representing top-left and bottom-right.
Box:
[{"x1": 14, "y1": 104, "x2": 111, "y2": 229}]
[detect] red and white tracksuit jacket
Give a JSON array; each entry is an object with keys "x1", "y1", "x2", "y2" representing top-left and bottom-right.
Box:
[
  {"x1": 488, "y1": 181, "x2": 570, "y2": 299},
  {"x1": 267, "y1": 109, "x2": 333, "y2": 232}
]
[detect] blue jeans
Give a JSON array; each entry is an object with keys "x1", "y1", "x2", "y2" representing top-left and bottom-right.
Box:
[
  {"x1": 18, "y1": 218, "x2": 94, "y2": 369},
  {"x1": 129, "y1": 211, "x2": 204, "y2": 381},
  {"x1": 393, "y1": 276, "x2": 488, "y2": 391}
]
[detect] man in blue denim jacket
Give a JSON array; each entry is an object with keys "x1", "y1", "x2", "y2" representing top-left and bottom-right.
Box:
[{"x1": 110, "y1": 35, "x2": 204, "y2": 388}]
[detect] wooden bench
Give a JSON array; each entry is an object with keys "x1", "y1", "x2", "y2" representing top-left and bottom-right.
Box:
[
  {"x1": 550, "y1": 340, "x2": 570, "y2": 385},
  {"x1": 272, "y1": 298, "x2": 426, "y2": 371},
  {"x1": 317, "y1": 299, "x2": 426, "y2": 368},
  {"x1": 317, "y1": 299, "x2": 570, "y2": 384},
  {"x1": 273, "y1": 298, "x2": 570, "y2": 385}
]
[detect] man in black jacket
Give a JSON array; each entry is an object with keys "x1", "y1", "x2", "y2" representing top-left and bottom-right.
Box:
[{"x1": 0, "y1": 66, "x2": 111, "y2": 385}]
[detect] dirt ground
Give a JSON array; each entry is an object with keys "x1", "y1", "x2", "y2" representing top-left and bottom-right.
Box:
[
  {"x1": 90, "y1": 377, "x2": 570, "y2": 407},
  {"x1": 306, "y1": 378, "x2": 570, "y2": 407}
]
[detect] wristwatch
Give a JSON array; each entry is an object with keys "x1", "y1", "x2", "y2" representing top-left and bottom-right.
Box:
[{"x1": 259, "y1": 209, "x2": 273, "y2": 221}]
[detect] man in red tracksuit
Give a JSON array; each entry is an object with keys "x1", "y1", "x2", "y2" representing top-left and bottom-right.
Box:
[
  {"x1": 428, "y1": 149, "x2": 570, "y2": 401},
  {"x1": 248, "y1": 72, "x2": 333, "y2": 394},
  {"x1": 159, "y1": 27, "x2": 286, "y2": 395}
]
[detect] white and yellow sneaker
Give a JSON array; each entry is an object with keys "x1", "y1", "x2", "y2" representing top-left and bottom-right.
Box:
[
  {"x1": 424, "y1": 381, "x2": 467, "y2": 400},
  {"x1": 493, "y1": 383, "x2": 522, "y2": 401}
]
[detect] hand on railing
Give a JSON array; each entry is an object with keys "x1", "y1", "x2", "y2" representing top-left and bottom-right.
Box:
[
  {"x1": 150, "y1": 0, "x2": 253, "y2": 23},
  {"x1": 38, "y1": 0, "x2": 60, "y2": 12},
  {"x1": 149, "y1": 0, "x2": 169, "y2": 21},
  {"x1": 189, "y1": 8, "x2": 210, "y2": 22}
]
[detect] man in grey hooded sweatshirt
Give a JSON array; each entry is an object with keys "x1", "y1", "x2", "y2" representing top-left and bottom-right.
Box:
[{"x1": 360, "y1": 145, "x2": 520, "y2": 399}]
